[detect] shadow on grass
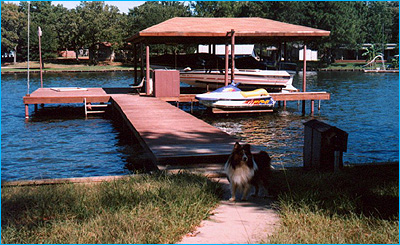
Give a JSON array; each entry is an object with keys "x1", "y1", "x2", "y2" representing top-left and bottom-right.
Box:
[{"x1": 269, "y1": 164, "x2": 399, "y2": 221}]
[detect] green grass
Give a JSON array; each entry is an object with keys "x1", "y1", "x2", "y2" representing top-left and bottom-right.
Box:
[
  {"x1": 267, "y1": 164, "x2": 399, "y2": 244},
  {"x1": 325, "y1": 63, "x2": 365, "y2": 70},
  {"x1": 1, "y1": 61, "x2": 138, "y2": 73},
  {"x1": 1, "y1": 172, "x2": 223, "y2": 244}
]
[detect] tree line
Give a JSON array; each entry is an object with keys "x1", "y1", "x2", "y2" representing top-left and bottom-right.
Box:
[{"x1": 1, "y1": 1, "x2": 399, "y2": 64}]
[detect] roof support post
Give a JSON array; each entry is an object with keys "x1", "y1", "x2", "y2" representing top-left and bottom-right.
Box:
[
  {"x1": 230, "y1": 29, "x2": 235, "y2": 83},
  {"x1": 146, "y1": 45, "x2": 151, "y2": 95},
  {"x1": 302, "y1": 44, "x2": 307, "y2": 115},
  {"x1": 224, "y1": 42, "x2": 229, "y2": 86},
  {"x1": 284, "y1": 41, "x2": 287, "y2": 62},
  {"x1": 140, "y1": 43, "x2": 144, "y2": 81},
  {"x1": 134, "y1": 43, "x2": 138, "y2": 85}
]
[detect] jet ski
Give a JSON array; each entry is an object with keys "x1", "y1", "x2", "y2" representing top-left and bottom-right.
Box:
[{"x1": 195, "y1": 82, "x2": 275, "y2": 110}]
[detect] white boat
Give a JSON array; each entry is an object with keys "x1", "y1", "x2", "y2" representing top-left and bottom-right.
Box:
[
  {"x1": 195, "y1": 83, "x2": 275, "y2": 110},
  {"x1": 180, "y1": 68, "x2": 296, "y2": 92}
]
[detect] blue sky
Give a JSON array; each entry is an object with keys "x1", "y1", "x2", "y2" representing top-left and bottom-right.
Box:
[{"x1": 5, "y1": 1, "x2": 146, "y2": 14}]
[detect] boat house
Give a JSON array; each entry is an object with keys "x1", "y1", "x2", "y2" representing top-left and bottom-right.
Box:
[{"x1": 126, "y1": 17, "x2": 330, "y2": 95}]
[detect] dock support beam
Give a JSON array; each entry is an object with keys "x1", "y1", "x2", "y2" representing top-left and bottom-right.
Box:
[
  {"x1": 224, "y1": 42, "x2": 229, "y2": 86},
  {"x1": 140, "y1": 43, "x2": 144, "y2": 82},
  {"x1": 302, "y1": 45, "x2": 307, "y2": 115},
  {"x1": 25, "y1": 104, "x2": 29, "y2": 119},
  {"x1": 146, "y1": 45, "x2": 150, "y2": 95},
  {"x1": 311, "y1": 100, "x2": 314, "y2": 115},
  {"x1": 231, "y1": 29, "x2": 235, "y2": 83},
  {"x1": 134, "y1": 43, "x2": 138, "y2": 85}
]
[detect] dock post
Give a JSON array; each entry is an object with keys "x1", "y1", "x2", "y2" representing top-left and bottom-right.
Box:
[
  {"x1": 311, "y1": 100, "x2": 314, "y2": 115},
  {"x1": 140, "y1": 43, "x2": 144, "y2": 81},
  {"x1": 283, "y1": 100, "x2": 287, "y2": 110},
  {"x1": 146, "y1": 45, "x2": 150, "y2": 95},
  {"x1": 25, "y1": 104, "x2": 29, "y2": 119},
  {"x1": 302, "y1": 45, "x2": 307, "y2": 115},
  {"x1": 134, "y1": 43, "x2": 138, "y2": 85},
  {"x1": 224, "y1": 42, "x2": 229, "y2": 86},
  {"x1": 318, "y1": 100, "x2": 321, "y2": 111},
  {"x1": 231, "y1": 29, "x2": 235, "y2": 82}
]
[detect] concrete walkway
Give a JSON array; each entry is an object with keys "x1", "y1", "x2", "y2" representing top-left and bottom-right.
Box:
[{"x1": 178, "y1": 178, "x2": 280, "y2": 244}]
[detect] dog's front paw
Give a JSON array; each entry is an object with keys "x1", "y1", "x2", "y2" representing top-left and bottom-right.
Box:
[{"x1": 229, "y1": 197, "x2": 236, "y2": 202}]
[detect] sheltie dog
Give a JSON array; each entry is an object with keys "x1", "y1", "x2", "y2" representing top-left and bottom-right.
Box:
[{"x1": 224, "y1": 142, "x2": 272, "y2": 201}]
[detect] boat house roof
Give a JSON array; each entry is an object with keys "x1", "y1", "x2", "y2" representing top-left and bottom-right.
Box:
[{"x1": 126, "y1": 17, "x2": 330, "y2": 44}]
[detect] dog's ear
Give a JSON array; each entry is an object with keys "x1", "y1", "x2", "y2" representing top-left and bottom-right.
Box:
[{"x1": 233, "y1": 142, "x2": 241, "y2": 151}]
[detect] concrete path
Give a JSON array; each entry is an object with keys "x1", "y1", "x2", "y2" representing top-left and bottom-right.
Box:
[{"x1": 178, "y1": 178, "x2": 280, "y2": 244}]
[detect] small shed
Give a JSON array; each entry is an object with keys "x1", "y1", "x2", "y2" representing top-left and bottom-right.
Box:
[
  {"x1": 89, "y1": 42, "x2": 115, "y2": 62},
  {"x1": 304, "y1": 119, "x2": 348, "y2": 171}
]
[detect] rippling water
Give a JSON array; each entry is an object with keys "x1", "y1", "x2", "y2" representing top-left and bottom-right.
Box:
[
  {"x1": 197, "y1": 71, "x2": 399, "y2": 167},
  {"x1": 1, "y1": 71, "x2": 398, "y2": 181}
]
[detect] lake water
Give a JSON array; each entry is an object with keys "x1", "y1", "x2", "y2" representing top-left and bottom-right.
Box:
[{"x1": 1, "y1": 71, "x2": 398, "y2": 181}]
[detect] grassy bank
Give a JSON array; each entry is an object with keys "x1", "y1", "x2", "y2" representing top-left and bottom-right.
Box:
[
  {"x1": 1, "y1": 61, "x2": 136, "y2": 73},
  {"x1": 267, "y1": 164, "x2": 399, "y2": 244},
  {"x1": 1, "y1": 172, "x2": 222, "y2": 244}
]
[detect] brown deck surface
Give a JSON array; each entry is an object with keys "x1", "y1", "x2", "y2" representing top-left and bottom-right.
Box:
[
  {"x1": 23, "y1": 88, "x2": 110, "y2": 104},
  {"x1": 111, "y1": 94, "x2": 237, "y2": 163}
]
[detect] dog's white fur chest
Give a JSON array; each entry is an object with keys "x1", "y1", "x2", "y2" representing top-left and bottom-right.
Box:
[{"x1": 224, "y1": 160, "x2": 258, "y2": 186}]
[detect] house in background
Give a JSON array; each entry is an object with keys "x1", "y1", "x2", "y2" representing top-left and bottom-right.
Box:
[
  {"x1": 337, "y1": 43, "x2": 399, "y2": 61},
  {"x1": 89, "y1": 42, "x2": 115, "y2": 62}
]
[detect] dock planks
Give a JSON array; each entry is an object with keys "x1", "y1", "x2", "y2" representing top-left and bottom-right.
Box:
[
  {"x1": 111, "y1": 94, "x2": 237, "y2": 164},
  {"x1": 23, "y1": 88, "x2": 110, "y2": 104}
]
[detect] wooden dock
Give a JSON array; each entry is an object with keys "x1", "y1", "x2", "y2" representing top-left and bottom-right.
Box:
[
  {"x1": 22, "y1": 88, "x2": 330, "y2": 168},
  {"x1": 23, "y1": 89, "x2": 239, "y2": 167},
  {"x1": 110, "y1": 94, "x2": 237, "y2": 165}
]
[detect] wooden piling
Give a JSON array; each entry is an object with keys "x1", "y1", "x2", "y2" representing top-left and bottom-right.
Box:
[
  {"x1": 224, "y1": 42, "x2": 229, "y2": 86},
  {"x1": 146, "y1": 45, "x2": 150, "y2": 95},
  {"x1": 230, "y1": 29, "x2": 235, "y2": 82},
  {"x1": 302, "y1": 45, "x2": 307, "y2": 115}
]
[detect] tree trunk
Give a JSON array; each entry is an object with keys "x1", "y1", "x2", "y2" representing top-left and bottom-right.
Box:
[{"x1": 75, "y1": 47, "x2": 79, "y2": 61}]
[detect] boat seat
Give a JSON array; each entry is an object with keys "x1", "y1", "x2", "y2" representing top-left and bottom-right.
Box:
[
  {"x1": 240, "y1": 88, "x2": 269, "y2": 98},
  {"x1": 129, "y1": 77, "x2": 145, "y2": 94}
]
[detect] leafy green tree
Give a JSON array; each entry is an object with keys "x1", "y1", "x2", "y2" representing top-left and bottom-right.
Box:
[
  {"x1": 75, "y1": 1, "x2": 128, "y2": 63},
  {"x1": 128, "y1": 1, "x2": 191, "y2": 32},
  {"x1": 365, "y1": 1, "x2": 394, "y2": 49},
  {"x1": 25, "y1": 1, "x2": 59, "y2": 60},
  {"x1": 1, "y1": 2, "x2": 27, "y2": 63},
  {"x1": 127, "y1": 1, "x2": 192, "y2": 55}
]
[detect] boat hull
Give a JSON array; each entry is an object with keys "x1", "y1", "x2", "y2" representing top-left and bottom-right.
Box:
[
  {"x1": 200, "y1": 98, "x2": 275, "y2": 109},
  {"x1": 195, "y1": 88, "x2": 275, "y2": 110},
  {"x1": 180, "y1": 69, "x2": 295, "y2": 91}
]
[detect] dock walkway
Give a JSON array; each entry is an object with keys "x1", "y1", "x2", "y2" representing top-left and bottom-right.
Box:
[{"x1": 111, "y1": 94, "x2": 237, "y2": 165}]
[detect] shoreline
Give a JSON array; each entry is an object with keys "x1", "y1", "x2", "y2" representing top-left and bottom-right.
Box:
[
  {"x1": 2, "y1": 161, "x2": 398, "y2": 187},
  {"x1": 0, "y1": 68, "x2": 366, "y2": 74}
]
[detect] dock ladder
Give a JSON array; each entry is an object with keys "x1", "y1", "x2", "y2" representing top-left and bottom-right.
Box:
[{"x1": 84, "y1": 98, "x2": 109, "y2": 117}]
